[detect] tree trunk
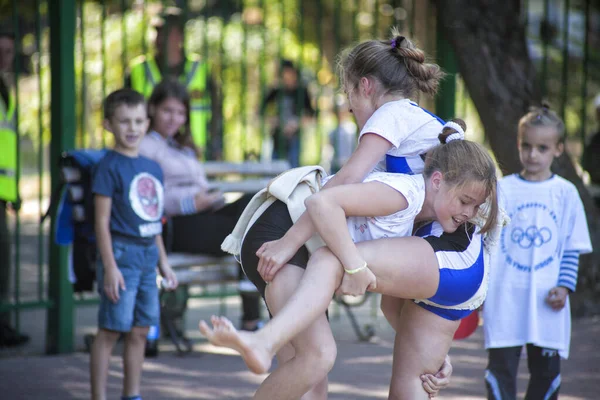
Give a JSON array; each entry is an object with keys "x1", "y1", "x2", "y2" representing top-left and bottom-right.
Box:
[{"x1": 435, "y1": 0, "x2": 599, "y2": 315}]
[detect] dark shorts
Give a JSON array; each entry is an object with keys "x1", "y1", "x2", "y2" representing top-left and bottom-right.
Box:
[{"x1": 240, "y1": 200, "x2": 309, "y2": 297}]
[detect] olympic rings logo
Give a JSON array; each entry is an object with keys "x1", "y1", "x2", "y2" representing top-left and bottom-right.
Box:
[{"x1": 510, "y1": 226, "x2": 552, "y2": 249}]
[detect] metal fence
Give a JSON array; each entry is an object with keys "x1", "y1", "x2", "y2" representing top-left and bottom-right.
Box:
[{"x1": 0, "y1": 0, "x2": 597, "y2": 354}]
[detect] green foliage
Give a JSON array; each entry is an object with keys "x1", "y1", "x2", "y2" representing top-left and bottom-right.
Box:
[
  {"x1": 11, "y1": 0, "x2": 599, "y2": 167},
  {"x1": 12, "y1": 0, "x2": 428, "y2": 165},
  {"x1": 16, "y1": 0, "x2": 350, "y2": 164},
  {"x1": 17, "y1": 1, "x2": 151, "y2": 150}
]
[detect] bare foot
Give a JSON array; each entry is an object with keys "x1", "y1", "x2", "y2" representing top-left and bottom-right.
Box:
[{"x1": 199, "y1": 316, "x2": 273, "y2": 374}]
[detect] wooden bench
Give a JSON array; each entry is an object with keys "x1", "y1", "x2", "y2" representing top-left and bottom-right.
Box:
[{"x1": 160, "y1": 160, "x2": 290, "y2": 354}]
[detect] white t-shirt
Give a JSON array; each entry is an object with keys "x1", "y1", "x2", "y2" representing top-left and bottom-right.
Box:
[
  {"x1": 346, "y1": 172, "x2": 425, "y2": 243},
  {"x1": 483, "y1": 174, "x2": 592, "y2": 359},
  {"x1": 359, "y1": 99, "x2": 443, "y2": 174}
]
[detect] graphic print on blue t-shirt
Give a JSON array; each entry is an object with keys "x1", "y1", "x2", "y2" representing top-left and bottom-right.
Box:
[
  {"x1": 129, "y1": 172, "x2": 163, "y2": 236},
  {"x1": 500, "y1": 201, "x2": 559, "y2": 272}
]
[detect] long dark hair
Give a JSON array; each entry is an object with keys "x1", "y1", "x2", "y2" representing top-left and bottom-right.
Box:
[{"x1": 147, "y1": 78, "x2": 199, "y2": 157}]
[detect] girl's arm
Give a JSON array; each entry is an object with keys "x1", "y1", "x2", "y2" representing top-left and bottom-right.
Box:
[
  {"x1": 305, "y1": 180, "x2": 408, "y2": 271},
  {"x1": 288, "y1": 133, "x2": 393, "y2": 245},
  {"x1": 94, "y1": 195, "x2": 125, "y2": 303},
  {"x1": 257, "y1": 134, "x2": 392, "y2": 279}
]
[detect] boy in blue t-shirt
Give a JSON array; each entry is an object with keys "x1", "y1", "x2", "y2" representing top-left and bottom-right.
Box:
[{"x1": 90, "y1": 88, "x2": 177, "y2": 400}]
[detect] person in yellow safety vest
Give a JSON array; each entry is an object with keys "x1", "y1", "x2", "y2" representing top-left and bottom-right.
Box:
[
  {"x1": 126, "y1": 9, "x2": 222, "y2": 159},
  {"x1": 0, "y1": 29, "x2": 29, "y2": 347}
]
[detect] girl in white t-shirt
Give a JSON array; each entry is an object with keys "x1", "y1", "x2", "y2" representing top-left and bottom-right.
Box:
[
  {"x1": 483, "y1": 105, "x2": 592, "y2": 400},
  {"x1": 201, "y1": 124, "x2": 501, "y2": 399}
]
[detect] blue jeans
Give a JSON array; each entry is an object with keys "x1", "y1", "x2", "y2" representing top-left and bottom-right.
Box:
[{"x1": 96, "y1": 239, "x2": 159, "y2": 332}]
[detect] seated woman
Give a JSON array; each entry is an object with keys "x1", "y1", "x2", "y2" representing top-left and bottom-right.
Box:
[
  {"x1": 139, "y1": 78, "x2": 263, "y2": 331},
  {"x1": 200, "y1": 122, "x2": 500, "y2": 399}
]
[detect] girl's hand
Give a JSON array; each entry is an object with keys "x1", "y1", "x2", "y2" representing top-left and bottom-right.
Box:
[
  {"x1": 104, "y1": 267, "x2": 125, "y2": 303},
  {"x1": 256, "y1": 237, "x2": 300, "y2": 282},
  {"x1": 336, "y1": 267, "x2": 377, "y2": 297},
  {"x1": 546, "y1": 286, "x2": 568, "y2": 310},
  {"x1": 159, "y1": 264, "x2": 178, "y2": 291},
  {"x1": 194, "y1": 190, "x2": 226, "y2": 212},
  {"x1": 421, "y1": 355, "x2": 453, "y2": 398}
]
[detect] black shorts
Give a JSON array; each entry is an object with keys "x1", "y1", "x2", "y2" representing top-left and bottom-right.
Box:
[{"x1": 240, "y1": 200, "x2": 310, "y2": 297}]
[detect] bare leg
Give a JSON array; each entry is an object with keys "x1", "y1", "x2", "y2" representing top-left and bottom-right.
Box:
[
  {"x1": 388, "y1": 301, "x2": 459, "y2": 400},
  {"x1": 254, "y1": 266, "x2": 334, "y2": 400},
  {"x1": 200, "y1": 264, "x2": 333, "y2": 398},
  {"x1": 254, "y1": 237, "x2": 440, "y2": 400},
  {"x1": 254, "y1": 315, "x2": 334, "y2": 400},
  {"x1": 90, "y1": 328, "x2": 120, "y2": 400},
  {"x1": 380, "y1": 295, "x2": 406, "y2": 329},
  {"x1": 262, "y1": 332, "x2": 330, "y2": 400},
  {"x1": 201, "y1": 237, "x2": 439, "y2": 374},
  {"x1": 123, "y1": 326, "x2": 149, "y2": 398},
  {"x1": 257, "y1": 237, "x2": 440, "y2": 356},
  {"x1": 199, "y1": 251, "x2": 342, "y2": 373},
  {"x1": 356, "y1": 237, "x2": 440, "y2": 299}
]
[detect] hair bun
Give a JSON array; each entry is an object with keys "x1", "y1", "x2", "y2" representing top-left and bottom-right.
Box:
[
  {"x1": 390, "y1": 35, "x2": 406, "y2": 49},
  {"x1": 438, "y1": 118, "x2": 467, "y2": 144}
]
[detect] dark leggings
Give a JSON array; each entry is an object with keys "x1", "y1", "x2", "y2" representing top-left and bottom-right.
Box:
[
  {"x1": 167, "y1": 194, "x2": 262, "y2": 322},
  {"x1": 485, "y1": 344, "x2": 561, "y2": 400}
]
